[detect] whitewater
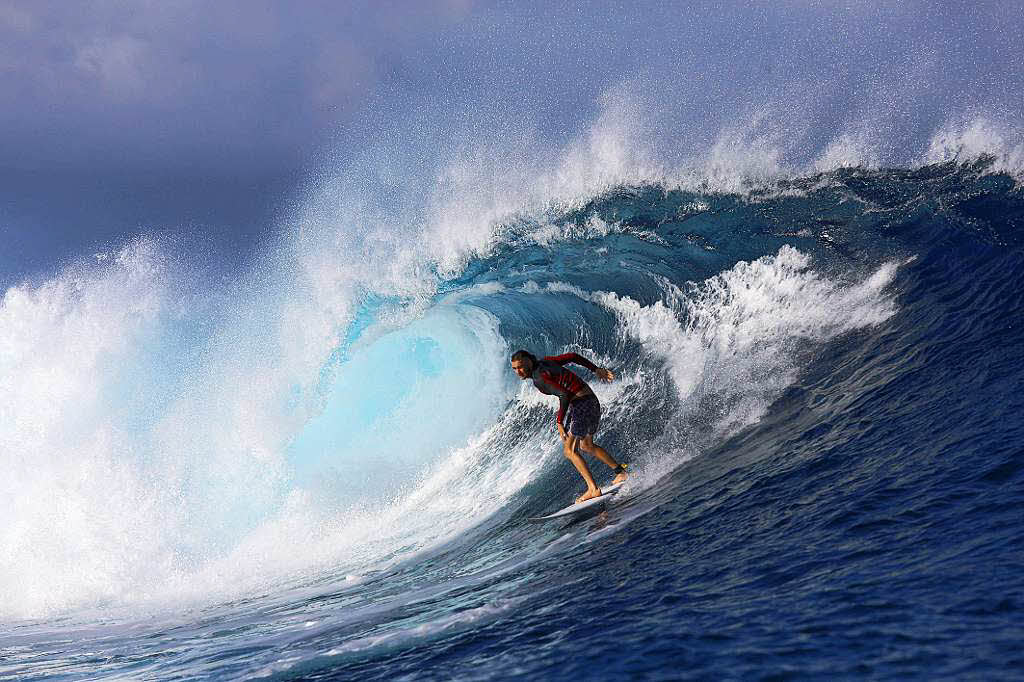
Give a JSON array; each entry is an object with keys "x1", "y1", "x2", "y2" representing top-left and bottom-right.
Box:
[{"x1": 2, "y1": 95, "x2": 1023, "y2": 679}]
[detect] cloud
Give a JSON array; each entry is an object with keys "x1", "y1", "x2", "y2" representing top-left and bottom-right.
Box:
[
  {"x1": 0, "y1": 1, "x2": 473, "y2": 172},
  {"x1": 0, "y1": 0, "x2": 1020, "y2": 179}
]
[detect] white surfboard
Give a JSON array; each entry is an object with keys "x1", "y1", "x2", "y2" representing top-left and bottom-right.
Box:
[{"x1": 528, "y1": 481, "x2": 625, "y2": 521}]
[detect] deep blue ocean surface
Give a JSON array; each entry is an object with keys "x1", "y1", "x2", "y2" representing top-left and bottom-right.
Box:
[{"x1": 2, "y1": 154, "x2": 1023, "y2": 680}]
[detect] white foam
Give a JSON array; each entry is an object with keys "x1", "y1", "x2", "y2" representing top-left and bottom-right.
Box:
[
  {"x1": 814, "y1": 129, "x2": 883, "y2": 173},
  {"x1": 690, "y1": 109, "x2": 788, "y2": 193},
  {"x1": 170, "y1": 385, "x2": 547, "y2": 608},
  {"x1": 0, "y1": 226, "x2": 524, "y2": 620},
  {"x1": 296, "y1": 84, "x2": 1023, "y2": 317},
  {"x1": 533, "y1": 247, "x2": 900, "y2": 487},
  {"x1": 0, "y1": 239, "x2": 186, "y2": 618},
  {"x1": 923, "y1": 116, "x2": 1024, "y2": 179}
]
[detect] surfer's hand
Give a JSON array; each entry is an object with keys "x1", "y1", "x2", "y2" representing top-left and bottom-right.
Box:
[
  {"x1": 557, "y1": 422, "x2": 567, "y2": 441},
  {"x1": 596, "y1": 367, "x2": 615, "y2": 382}
]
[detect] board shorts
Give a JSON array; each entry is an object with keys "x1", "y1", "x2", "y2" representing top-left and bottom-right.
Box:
[{"x1": 565, "y1": 394, "x2": 601, "y2": 437}]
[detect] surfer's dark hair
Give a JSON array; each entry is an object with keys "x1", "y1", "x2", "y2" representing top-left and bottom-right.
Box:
[{"x1": 511, "y1": 350, "x2": 537, "y2": 366}]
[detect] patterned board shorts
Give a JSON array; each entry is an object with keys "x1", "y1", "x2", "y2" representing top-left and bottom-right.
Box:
[{"x1": 565, "y1": 394, "x2": 601, "y2": 437}]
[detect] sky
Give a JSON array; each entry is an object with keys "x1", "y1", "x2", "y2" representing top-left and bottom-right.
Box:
[{"x1": 1, "y1": 0, "x2": 1022, "y2": 286}]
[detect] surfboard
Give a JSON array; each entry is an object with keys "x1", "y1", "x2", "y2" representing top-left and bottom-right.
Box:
[{"x1": 528, "y1": 481, "x2": 625, "y2": 521}]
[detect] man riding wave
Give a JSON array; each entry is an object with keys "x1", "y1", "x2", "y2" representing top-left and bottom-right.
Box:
[{"x1": 511, "y1": 350, "x2": 628, "y2": 503}]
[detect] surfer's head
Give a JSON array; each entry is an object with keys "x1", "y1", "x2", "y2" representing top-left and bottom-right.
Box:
[{"x1": 510, "y1": 350, "x2": 537, "y2": 378}]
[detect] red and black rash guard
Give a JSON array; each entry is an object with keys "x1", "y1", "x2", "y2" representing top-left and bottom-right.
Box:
[{"x1": 531, "y1": 353, "x2": 599, "y2": 425}]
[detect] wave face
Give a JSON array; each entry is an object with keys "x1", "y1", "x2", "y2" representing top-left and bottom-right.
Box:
[{"x1": 3, "y1": 147, "x2": 1024, "y2": 678}]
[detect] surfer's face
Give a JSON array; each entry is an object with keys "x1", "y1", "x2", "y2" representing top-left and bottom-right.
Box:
[{"x1": 511, "y1": 358, "x2": 532, "y2": 379}]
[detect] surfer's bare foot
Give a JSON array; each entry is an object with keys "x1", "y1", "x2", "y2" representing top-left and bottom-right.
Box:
[
  {"x1": 612, "y1": 471, "x2": 628, "y2": 485},
  {"x1": 576, "y1": 488, "x2": 602, "y2": 504}
]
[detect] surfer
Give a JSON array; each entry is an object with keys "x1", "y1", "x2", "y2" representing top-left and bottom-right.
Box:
[{"x1": 511, "y1": 350, "x2": 628, "y2": 503}]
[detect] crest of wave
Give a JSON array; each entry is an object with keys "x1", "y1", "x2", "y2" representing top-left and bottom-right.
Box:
[
  {"x1": 923, "y1": 116, "x2": 1024, "y2": 179},
  {"x1": 298, "y1": 84, "x2": 1024, "y2": 306},
  {"x1": 0, "y1": 239, "x2": 191, "y2": 619},
  {"x1": 0, "y1": 227, "x2": 370, "y2": 619},
  {"x1": 534, "y1": 247, "x2": 901, "y2": 488},
  {"x1": 295, "y1": 84, "x2": 802, "y2": 292}
]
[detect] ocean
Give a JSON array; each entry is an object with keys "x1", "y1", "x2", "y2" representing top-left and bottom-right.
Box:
[{"x1": 2, "y1": 111, "x2": 1023, "y2": 679}]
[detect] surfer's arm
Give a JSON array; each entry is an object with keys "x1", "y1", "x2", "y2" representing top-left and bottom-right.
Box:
[
  {"x1": 547, "y1": 352, "x2": 614, "y2": 381},
  {"x1": 547, "y1": 352, "x2": 598, "y2": 371},
  {"x1": 556, "y1": 395, "x2": 570, "y2": 428}
]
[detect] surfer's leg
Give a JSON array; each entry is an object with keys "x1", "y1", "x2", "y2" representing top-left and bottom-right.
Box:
[
  {"x1": 579, "y1": 436, "x2": 628, "y2": 484},
  {"x1": 563, "y1": 434, "x2": 601, "y2": 503}
]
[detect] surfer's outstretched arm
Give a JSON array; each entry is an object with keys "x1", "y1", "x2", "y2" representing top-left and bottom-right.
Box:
[{"x1": 547, "y1": 352, "x2": 614, "y2": 381}]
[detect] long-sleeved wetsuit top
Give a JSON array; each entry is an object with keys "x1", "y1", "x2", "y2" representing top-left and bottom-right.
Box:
[{"x1": 531, "y1": 353, "x2": 599, "y2": 425}]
